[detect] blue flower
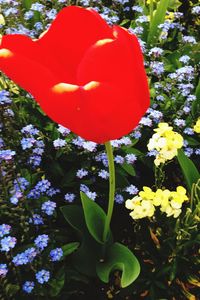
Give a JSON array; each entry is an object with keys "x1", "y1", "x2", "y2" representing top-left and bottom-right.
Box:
[
  {"x1": 125, "y1": 154, "x2": 137, "y2": 164},
  {"x1": 0, "y1": 224, "x2": 11, "y2": 238},
  {"x1": 22, "y1": 281, "x2": 35, "y2": 294},
  {"x1": 34, "y1": 234, "x2": 49, "y2": 251},
  {"x1": 36, "y1": 269, "x2": 50, "y2": 284},
  {"x1": 98, "y1": 169, "x2": 109, "y2": 179},
  {"x1": 114, "y1": 155, "x2": 124, "y2": 164},
  {"x1": 41, "y1": 201, "x2": 56, "y2": 216},
  {"x1": 29, "y1": 214, "x2": 44, "y2": 225},
  {"x1": 64, "y1": 193, "x2": 76, "y2": 203},
  {"x1": 0, "y1": 150, "x2": 15, "y2": 162},
  {"x1": 76, "y1": 169, "x2": 88, "y2": 179},
  {"x1": 1, "y1": 236, "x2": 17, "y2": 252},
  {"x1": 125, "y1": 185, "x2": 139, "y2": 195},
  {"x1": 49, "y1": 248, "x2": 63, "y2": 261},
  {"x1": 12, "y1": 247, "x2": 37, "y2": 266},
  {"x1": 53, "y1": 138, "x2": 66, "y2": 148},
  {"x1": 115, "y1": 194, "x2": 124, "y2": 204},
  {"x1": 0, "y1": 90, "x2": 11, "y2": 105},
  {"x1": 57, "y1": 125, "x2": 70, "y2": 136},
  {"x1": 21, "y1": 124, "x2": 39, "y2": 136},
  {"x1": 0, "y1": 264, "x2": 8, "y2": 277}
]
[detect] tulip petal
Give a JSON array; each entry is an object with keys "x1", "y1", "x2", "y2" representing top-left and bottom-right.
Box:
[
  {"x1": 112, "y1": 25, "x2": 150, "y2": 112},
  {"x1": 1, "y1": 34, "x2": 70, "y2": 82},
  {"x1": 0, "y1": 48, "x2": 58, "y2": 100},
  {"x1": 36, "y1": 6, "x2": 113, "y2": 81}
]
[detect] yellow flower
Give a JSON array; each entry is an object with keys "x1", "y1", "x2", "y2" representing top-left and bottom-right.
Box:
[
  {"x1": 194, "y1": 118, "x2": 200, "y2": 133},
  {"x1": 129, "y1": 199, "x2": 155, "y2": 220},
  {"x1": 147, "y1": 122, "x2": 183, "y2": 166},
  {"x1": 153, "y1": 189, "x2": 170, "y2": 206},
  {"x1": 139, "y1": 186, "x2": 155, "y2": 200},
  {"x1": 125, "y1": 196, "x2": 141, "y2": 210}
]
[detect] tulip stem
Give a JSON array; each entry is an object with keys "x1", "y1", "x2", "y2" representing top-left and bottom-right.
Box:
[{"x1": 103, "y1": 141, "x2": 115, "y2": 243}]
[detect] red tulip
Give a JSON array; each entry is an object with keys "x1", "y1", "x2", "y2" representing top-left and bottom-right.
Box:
[{"x1": 0, "y1": 6, "x2": 149, "y2": 143}]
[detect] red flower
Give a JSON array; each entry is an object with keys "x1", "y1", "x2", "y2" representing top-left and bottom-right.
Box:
[{"x1": 0, "y1": 6, "x2": 149, "y2": 143}]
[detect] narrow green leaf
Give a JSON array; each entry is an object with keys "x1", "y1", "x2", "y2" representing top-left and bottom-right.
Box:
[
  {"x1": 121, "y1": 163, "x2": 136, "y2": 176},
  {"x1": 62, "y1": 242, "x2": 80, "y2": 257},
  {"x1": 80, "y1": 192, "x2": 112, "y2": 244},
  {"x1": 96, "y1": 243, "x2": 140, "y2": 288},
  {"x1": 177, "y1": 149, "x2": 200, "y2": 192},
  {"x1": 147, "y1": 0, "x2": 170, "y2": 45}
]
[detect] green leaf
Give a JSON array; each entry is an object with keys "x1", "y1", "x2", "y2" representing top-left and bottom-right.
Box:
[
  {"x1": 60, "y1": 205, "x2": 101, "y2": 276},
  {"x1": 60, "y1": 205, "x2": 85, "y2": 233},
  {"x1": 147, "y1": 0, "x2": 170, "y2": 45},
  {"x1": 49, "y1": 267, "x2": 65, "y2": 297},
  {"x1": 121, "y1": 163, "x2": 136, "y2": 177},
  {"x1": 62, "y1": 242, "x2": 80, "y2": 257},
  {"x1": 22, "y1": 0, "x2": 33, "y2": 10},
  {"x1": 96, "y1": 242, "x2": 140, "y2": 288},
  {"x1": 80, "y1": 192, "x2": 112, "y2": 244},
  {"x1": 177, "y1": 149, "x2": 200, "y2": 192}
]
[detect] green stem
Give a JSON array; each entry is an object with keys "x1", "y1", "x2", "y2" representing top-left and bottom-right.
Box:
[{"x1": 103, "y1": 141, "x2": 115, "y2": 243}]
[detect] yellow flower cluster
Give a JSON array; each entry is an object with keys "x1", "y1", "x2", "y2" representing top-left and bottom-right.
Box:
[
  {"x1": 147, "y1": 123, "x2": 183, "y2": 166},
  {"x1": 194, "y1": 118, "x2": 200, "y2": 133},
  {"x1": 125, "y1": 186, "x2": 188, "y2": 220}
]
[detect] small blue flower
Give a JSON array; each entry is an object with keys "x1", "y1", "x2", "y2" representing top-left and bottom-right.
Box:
[
  {"x1": 98, "y1": 169, "x2": 109, "y2": 179},
  {"x1": 53, "y1": 138, "x2": 66, "y2": 148},
  {"x1": 0, "y1": 90, "x2": 11, "y2": 105},
  {"x1": 125, "y1": 154, "x2": 137, "y2": 164},
  {"x1": 22, "y1": 281, "x2": 35, "y2": 294},
  {"x1": 125, "y1": 185, "x2": 139, "y2": 195},
  {"x1": 34, "y1": 234, "x2": 49, "y2": 251},
  {"x1": 114, "y1": 155, "x2": 124, "y2": 164},
  {"x1": 12, "y1": 247, "x2": 37, "y2": 266},
  {"x1": 29, "y1": 214, "x2": 44, "y2": 225},
  {"x1": 36, "y1": 269, "x2": 50, "y2": 284},
  {"x1": 49, "y1": 248, "x2": 63, "y2": 261},
  {"x1": 0, "y1": 224, "x2": 11, "y2": 238},
  {"x1": 1, "y1": 236, "x2": 17, "y2": 252},
  {"x1": 115, "y1": 194, "x2": 124, "y2": 204},
  {"x1": 0, "y1": 264, "x2": 8, "y2": 277},
  {"x1": 57, "y1": 125, "x2": 70, "y2": 136},
  {"x1": 64, "y1": 193, "x2": 76, "y2": 203},
  {"x1": 76, "y1": 169, "x2": 88, "y2": 179},
  {"x1": 41, "y1": 201, "x2": 56, "y2": 216},
  {"x1": 0, "y1": 150, "x2": 15, "y2": 162},
  {"x1": 21, "y1": 124, "x2": 39, "y2": 136}
]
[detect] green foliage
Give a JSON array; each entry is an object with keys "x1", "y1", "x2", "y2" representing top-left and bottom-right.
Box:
[
  {"x1": 80, "y1": 192, "x2": 112, "y2": 244},
  {"x1": 147, "y1": 0, "x2": 170, "y2": 45},
  {"x1": 96, "y1": 242, "x2": 140, "y2": 288},
  {"x1": 177, "y1": 149, "x2": 200, "y2": 192}
]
